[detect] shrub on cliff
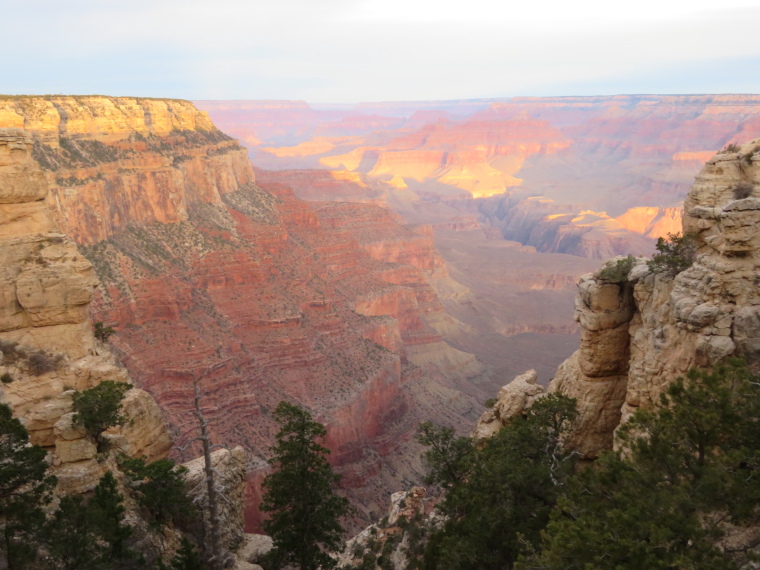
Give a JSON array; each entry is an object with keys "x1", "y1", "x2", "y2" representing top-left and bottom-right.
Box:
[
  {"x1": 526, "y1": 359, "x2": 760, "y2": 570},
  {"x1": 647, "y1": 232, "x2": 696, "y2": 276},
  {"x1": 261, "y1": 401, "x2": 351, "y2": 570},
  {"x1": 733, "y1": 181, "x2": 754, "y2": 199},
  {"x1": 597, "y1": 255, "x2": 636, "y2": 283},
  {"x1": 72, "y1": 380, "x2": 131, "y2": 452},
  {"x1": 93, "y1": 321, "x2": 116, "y2": 342}
]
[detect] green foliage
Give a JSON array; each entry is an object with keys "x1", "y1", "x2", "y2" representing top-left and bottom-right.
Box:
[
  {"x1": 89, "y1": 472, "x2": 137, "y2": 565},
  {"x1": 416, "y1": 422, "x2": 474, "y2": 490},
  {"x1": 261, "y1": 401, "x2": 351, "y2": 570},
  {"x1": 529, "y1": 358, "x2": 760, "y2": 569},
  {"x1": 0, "y1": 403, "x2": 55, "y2": 569},
  {"x1": 420, "y1": 394, "x2": 578, "y2": 570},
  {"x1": 42, "y1": 471, "x2": 138, "y2": 569},
  {"x1": 43, "y1": 495, "x2": 108, "y2": 570},
  {"x1": 121, "y1": 457, "x2": 195, "y2": 527},
  {"x1": 724, "y1": 143, "x2": 741, "y2": 153},
  {"x1": 93, "y1": 322, "x2": 116, "y2": 342},
  {"x1": 483, "y1": 398, "x2": 496, "y2": 409},
  {"x1": 647, "y1": 232, "x2": 696, "y2": 276},
  {"x1": 0, "y1": 372, "x2": 12, "y2": 384},
  {"x1": 597, "y1": 254, "x2": 636, "y2": 283},
  {"x1": 169, "y1": 537, "x2": 204, "y2": 570},
  {"x1": 72, "y1": 381, "x2": 131, "y2": 451}
]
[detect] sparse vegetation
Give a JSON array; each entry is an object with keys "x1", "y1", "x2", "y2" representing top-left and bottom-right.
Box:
[
  {"x1": 72, "y1": 381, "x2": 131, "y2": 452},
  {"x1": 647, "y1": 232, "x2": 697, "y2": 276},
  {"x1": 723, "y1": 143, "x2": 741, "y2": 153},
  {"x1": 0, "y1": 340, "x2": 63, "y2": 376},
  {"x1": 27, "y1": 350, "x2": 63, "y2": 376},
  {"x1": 598, "y1": 254, "x2": 636, "y2": 283},
  {"x1": 484, "y1": 398, "x2": 497, "y2": 409},
  {"x1": 733, "y1": 181, "x2": 754, "y2": 199},
  {"x1": 1, "y1": 373, "x2": 13, "y2": 384},
  {"x1": 93, "y1": 321, "x2": 116, "y2": 342}
]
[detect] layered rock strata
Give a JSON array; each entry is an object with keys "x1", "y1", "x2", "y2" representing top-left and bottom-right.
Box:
[
  {"x1": 0, "y1": 127, "x2": 172, "y2": 495},
  {"x1": 1, "y1": 97, "x2": 487, "y2": 529},
  {"x1": 476, "y1": 140, "x2": 760, "y2": 458}
]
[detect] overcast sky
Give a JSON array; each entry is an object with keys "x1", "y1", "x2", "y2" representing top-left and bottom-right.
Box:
[{"x1": 3, "y1": 0, "x2": 760, "y2": 103}]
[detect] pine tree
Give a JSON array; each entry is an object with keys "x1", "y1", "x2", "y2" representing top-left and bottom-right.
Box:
[
  {"x1": 43, "y1": 471, "x2": 138, "y2": 569},
  {"x1": 0, "y1": 402, "x2": 55, "y2": 569},
  {"x1": 261, "y1": 401, "x2": 351, "y2": 570},
  {"x1": 419, "y1": 393, "x2": 578, "y2": 570},
  {"x1": 529, "y1": 358, "x2": 760, "y2": 569},
  {"x1": 72, "y1": 380, "x2": 131, "y2": 452},
  {"x1": 90, "y1": 471, "x2": 137, "y2": 565}
]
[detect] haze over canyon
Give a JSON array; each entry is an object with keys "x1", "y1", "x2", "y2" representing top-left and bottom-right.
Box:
[{"x1": 2, "y1": 93, "x2": 760, "y2": 535}]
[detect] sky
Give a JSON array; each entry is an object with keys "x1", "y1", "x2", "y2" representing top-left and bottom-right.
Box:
[{"x1": 3, "y1": 0, "x2": 760, "y2": 103}]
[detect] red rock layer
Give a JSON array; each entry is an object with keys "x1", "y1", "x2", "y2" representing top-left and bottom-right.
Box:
[{"x1": 1, "y1": 96, "x2": 486, "y2": 531}]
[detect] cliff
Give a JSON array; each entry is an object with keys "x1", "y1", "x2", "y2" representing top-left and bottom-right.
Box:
[
  {"x1": 476, "y1": 139, "x2": 760, "y2": 457},
  {"x1": 1, "y1": 96, "x2": 487, "y2": 530},
  {"x1": 0, "y1": 127, "x2": 172, "y2": 495}
]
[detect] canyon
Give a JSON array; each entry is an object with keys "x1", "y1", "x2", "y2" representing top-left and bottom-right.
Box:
[
  {"x1": 476, "y1": 138, "x2": 760, "y2": 461},
  {"x1": 4, "y1": 93, "x2": 760, "y2": 540},
  {"x1": 198, "y1": 95, "x2": 760, "y2": 392},
  {"x1": 0, "y1": 96, "x2": 493, "y2": 531}
]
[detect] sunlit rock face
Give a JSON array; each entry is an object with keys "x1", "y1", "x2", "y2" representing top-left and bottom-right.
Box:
[
  {"x1": 1, "y1": 96, "x2": 487, "y2": 530},
  {"x1": 199, "y1": 94, "x2": 760, "y2": 259},
  {"x1": 547, "y1": 140, "x2": 760, "y2": 457}
]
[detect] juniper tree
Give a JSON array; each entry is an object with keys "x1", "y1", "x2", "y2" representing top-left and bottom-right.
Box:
[
  {"x1": 72, "y1": 380, "x2": 131, "y2": 452},
  {"x1": 261, "y1": 401, "x2": 351, "y2": 570}
]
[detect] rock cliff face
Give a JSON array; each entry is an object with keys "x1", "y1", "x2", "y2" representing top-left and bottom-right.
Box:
[
  {"x1": 0, "y1": 127, "x2": 172, "y2": 495},
  {"x1": 1, "y1": 97, "x2": 487, "y2": 529},
  {"x1": 476, "y1": 140, "x2": 760, "y2": 457}
]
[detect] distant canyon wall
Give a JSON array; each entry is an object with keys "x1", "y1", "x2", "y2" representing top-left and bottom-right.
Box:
[{"x1": 199, "y1": 94, "x2": 760, "y2": 259}]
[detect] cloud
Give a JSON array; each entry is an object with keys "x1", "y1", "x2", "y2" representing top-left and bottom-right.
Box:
[{"x1": 1, "y1": 1, "x2": 759, "y2": 101}]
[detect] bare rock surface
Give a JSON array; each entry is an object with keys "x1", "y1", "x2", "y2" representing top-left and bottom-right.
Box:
[
  {"x1": 546, "y1": 139, "x2": 760, "y2": 456},
  {"x1": 473, "y1": 369, "x2": 545, "y2": 439}
]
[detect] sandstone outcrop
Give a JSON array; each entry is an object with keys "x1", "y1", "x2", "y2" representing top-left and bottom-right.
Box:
[
  {"x1": 546, "y1": 139, "x2": 760, "y2": 457},
  {"x1": 184, "y1": 447, "x2": 248, "y2": 555},
  {"x1": 0, "y1": 127, "x2": 172, "y2": 498},
  {"x1": 336, "y1": 486, "x2": 437, "y2": 570},
  {"x1": 473, "y1": 369, "x2": 544, "y2": 439}
]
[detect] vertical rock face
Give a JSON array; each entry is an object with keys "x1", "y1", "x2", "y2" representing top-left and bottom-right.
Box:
[
  {"x1": 1, "y1": 97, "x2": 487, "y2": 529},
  {"x1": 0, "y1": 96, "x2": 253, "y2": 244},
  {"x1": 545, "y1": 139, "x2": 760, "y2": 457},
  {"x1": 0, "y1": 127, "x2": 172, "y2": 495}
]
